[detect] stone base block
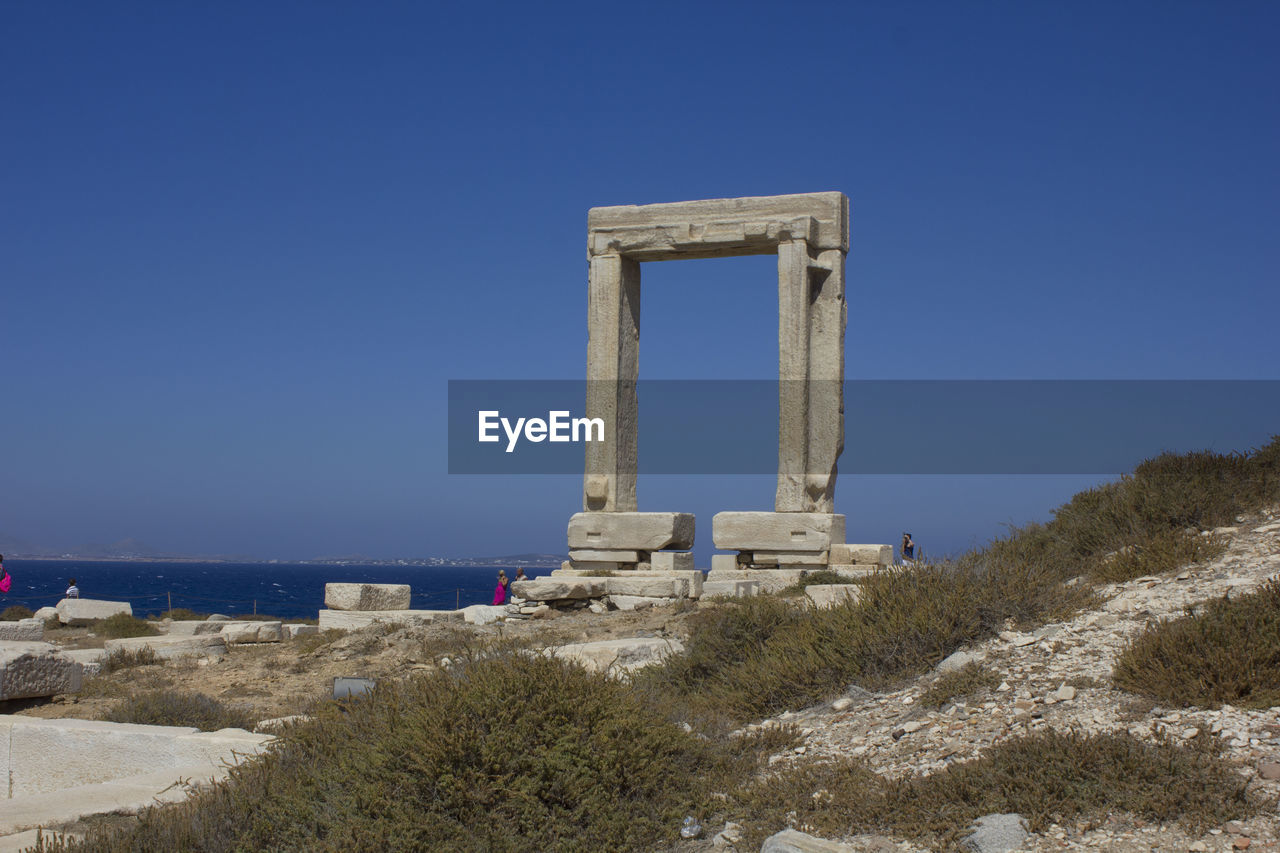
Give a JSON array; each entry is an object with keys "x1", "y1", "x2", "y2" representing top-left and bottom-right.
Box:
[
  {"x1": 568, "y1": 512, "x2": 695, "y2": 550},
  {"x1": 605, "y1": 574, "x2": 698, "y2": 599},
  {"x1": 711, "y1": 553, "x2": 743, "y2": 573},
  {"x1": 0, "y1": 619, "x2": 44, "y2": 641},
  {"x1": 56, "y1": 599, "x2": 132, "y2": 626},
  {"x1": 512, "y1": 577, "x2": 609, "y2": 602},
  {"x1": 830, "y1": 544, "x2": 893, "y2": 566},
  {"x1": 103, "y1": 634, "x2": 227, "y2": 661},
  {"x1": 827, "y1": 564, "x2": 881, "y2": 578},
  {"x1": 701, "y1": 580, "x2": 759, "y2": 599},
  {"x1": 750, "y1": 551, "x2": 829, "y2": 567},
  {"x1": 284, "y1": 624, "x2": 318, "y2": 639},
  {"x1": 712, "y1": 512, "x2": 845, "y2": 551},
  {"x1": 316, "y1": 609, "x2": 461, "y2": 632},
  {"x1": 61, "y1": 648, "x2": 105, "y2": 678},
  {"x1": 649, "y1": 551, "x2": 694, "y2": 571},
  {"x1": 568, "y1": 549, "x2": 641, "y2": 562},
  {"x1": 220, "y1": 621, "x2": 283, "y2": 644},
  {"x1": 160, "y1": 620, "x2": 225, "y2": 636},
  {"x1": 805, "y1": 584, "x2": 864, "y2": 609},
  {"x1": 323, "y1": 583, "x2": 411, "y2": 612},
  {"x1": 566, "y1": 560, "x2": 622, "y2": 573},
  {"x1": 608, "y1": 595, "x2": 674, "y2": 611},
  {"x1": 0, "y1": 642, "x2": 83, "y2": 700}
]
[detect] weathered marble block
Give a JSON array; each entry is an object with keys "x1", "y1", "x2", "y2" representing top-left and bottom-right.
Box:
[
  {"x1": 549, "y1": 637, "x2": 685, "y2": 676},
  {"x1": 568, "y1": 549, "x2": 641, "y2": 562},
  {"x1": 649, "y1": 551, "x2": 694, "y2": 571},
  {"x1": 712, "y1": 512, "x2": 845, "y2": 551},
  {"x1": 512, "y1": 578, "x2": 608, "y2": 602},
  {"x1": 56, "y1": 598, "x2": 132, "y2": 626},
  {"x1": 220, "y1": 621, "x2": 283, "y2": 644},
  {"x1": 104, "y1": 634, "x2": 227, "y2": 660},
  {"x1": 323, "y1": 583, "x2": 411, "y2": 612},
  {"x1": 568, "y1": 512, "x2": 694, "y2": 551},
  {"x1": 829, "y1": 543, "x2": 893, "y2": 566},
  {"x1": 750, "y1": 550, "x2": 829, "y2": 566},
  {"x1": 0, "y1": 619, "x2": 44, "y2": 641},
  {"x1": 316, "y1": 609, "x2": 461, "y2": 632}
]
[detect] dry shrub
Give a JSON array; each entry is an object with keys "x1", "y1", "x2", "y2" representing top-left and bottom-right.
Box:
[
  {"x1": 100, "y1": 646, "x2": 161, "y2": 673},
  {"x1": 150, "y1": 608, "x2": 208, "y2": 621},
  {"x1": 103, "y1": 690, "x2": 257, "y2": 732},
  {"x1": 1114, "y1": 580, "x2": 1280, "y2": 709},
  {"x1": 92, "y1": 613, "x2": 159, "y2": 639},
  {"x1": 733, "y1": 729, "x2": 1260, "y2": 849},
  {"x1": 38, "y1": 649, "x2": 790, "y2": 853},
  {"x1": 1, "y1": 604, "x2": 34, "y2": 620},
  {"x1": 919, "y1": 661, "x2": 1001, "y2": 708}
]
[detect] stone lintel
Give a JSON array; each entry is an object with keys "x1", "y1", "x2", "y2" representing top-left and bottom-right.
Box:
[
  {"x1": 712, "y1": 512, "x2": 845, "y2": 551},
  {"x1": 588, "y1": 192, "x2": 848, "y2": 260},
  {"x1": 750, "y1": 550, "x2": 830, "y2": 566},
  {"x1": 568, "y1": 512, "x2": 695, "y2": 550}
]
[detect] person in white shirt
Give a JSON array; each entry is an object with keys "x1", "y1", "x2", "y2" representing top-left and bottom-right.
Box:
[{"x1": 65, "y1": 578, "x2": 80, "y2": 599}]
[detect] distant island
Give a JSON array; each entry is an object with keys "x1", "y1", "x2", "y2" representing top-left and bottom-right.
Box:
[{"x1": 0, "y1": 534, "x2": 565, "y2": 568}]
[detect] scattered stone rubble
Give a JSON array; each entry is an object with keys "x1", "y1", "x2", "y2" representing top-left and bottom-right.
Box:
[{"x1": 730, "y1": 510, "x2": 1280, "y2": 853}]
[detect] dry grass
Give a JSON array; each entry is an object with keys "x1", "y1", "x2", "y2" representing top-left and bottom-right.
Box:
[
  {"x1": 1, "y1": 604, "x2": 34, "y2": 620},
  {"x1": 102, "y1": 690, "x2": 258, "y2": 732},
  {"x1": 1114, "y1": 580, "x2": 1280, "y2": 709},
  {"x1": 919, "y1": 662, "x2": 1001, "y2": 709},
  {"x1": 91, "y1": 613, "x2": 159, "y2": 639}
]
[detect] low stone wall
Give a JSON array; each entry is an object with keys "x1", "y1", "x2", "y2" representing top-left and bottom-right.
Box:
[{"x1": 317, "y1": 609, "x2": 463, "y2": 632}]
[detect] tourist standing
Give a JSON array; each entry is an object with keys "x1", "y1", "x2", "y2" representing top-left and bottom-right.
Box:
[
  {"x1": 493, "y1": 570, "x2": 509, "y2": 605},
  {"x1": 65, "y1": 578, "x2": 80, "y2": 599},
  {"x1": 0, "y1": 555, "x2": 9, "y2": 595},
  {"x1": 901, "y1": 533, "x2": 916, "y2": 564}
]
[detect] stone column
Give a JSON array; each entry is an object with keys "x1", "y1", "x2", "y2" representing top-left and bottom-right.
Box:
[
  {"x1": 804, "y1": 247, "x2": 846, "y2": 513},
  {"x1": 776, "y1": 239, "x2": 812, "y2": 512},
  {"x1": 583, "y1": 252, "x2": 640, "y2": 512}
]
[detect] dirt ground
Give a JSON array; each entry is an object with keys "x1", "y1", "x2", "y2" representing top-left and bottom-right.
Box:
[{"x1": 14, "y1": 602, "x2": 705, "y2": 726}]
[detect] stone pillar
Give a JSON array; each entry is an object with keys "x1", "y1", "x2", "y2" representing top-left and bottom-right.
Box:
[
  {"x1": 776, "y1": 241, "x2": 846, "y2": 513},
  {"x1": 583, "y1": 252, "x2": 640, "y2": 512}
]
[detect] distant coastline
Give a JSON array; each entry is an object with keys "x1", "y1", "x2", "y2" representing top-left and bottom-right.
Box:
[{"x1": 5, "y1": 552, "x2": 567, "y2": 569}]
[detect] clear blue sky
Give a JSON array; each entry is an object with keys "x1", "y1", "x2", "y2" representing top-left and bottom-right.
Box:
[{"x1": 3, "y1": 2, "x2": 1277, "y2": 560}]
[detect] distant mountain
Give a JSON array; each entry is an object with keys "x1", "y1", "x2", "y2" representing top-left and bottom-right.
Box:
[
  {"x1": 66, "y1": 538, "x2": 172, "y2": 559},
  {"x1": 0, "y1": 533, "x2": 56, "y2": 556}
]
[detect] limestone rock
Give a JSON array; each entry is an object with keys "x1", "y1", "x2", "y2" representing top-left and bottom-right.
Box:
[
  {"x1": 461, "y1": 605, "x2": 508, "y2": 625},
  {"x1": 550, "y1": 637, "x2": 685, "y2": 675},
  {"x1": 608, "y1": 595, "x2": 673, "y2": 611},
  {"x1": 284, "y1": 624, "x2": 318, "y2": 639},
  {"x1": 220, "y1": 621, "x2": 283, "y2": 644},
  {"x1": 161, "y1": 620, "x2": 225, "y2": 636},
  {"x1": 0, "y1": 641, "x2": 83, "y2": 700},
  {"x1": 56, "y1": 598, "x2": 132, "y2": 626},
  {"x1": 938, "y1": 650, "x2": 981, "y2": 673},
  {"x1": 323, "y1": 583, "x2": 411, "y2": 612},
  {"x1": 33, "y1": 606, "x2": 58, "y2": 621},
  {"x1": 0, "y1": 619, "x2": 44, "y2": 641},
  {"x1": 761, "y1": 828, "x2": 859, "y2": 852},
  {"x1": 649, "y1": 551, "x2": 694, "y2": 571},
  {"x1": 962, "y1": 813, "x2": 1028, "y2": 853}
]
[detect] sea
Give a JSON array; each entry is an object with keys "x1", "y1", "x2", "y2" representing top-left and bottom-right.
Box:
[{"x1": 1, "y1": 559, "x2": 539, "y2": 621}]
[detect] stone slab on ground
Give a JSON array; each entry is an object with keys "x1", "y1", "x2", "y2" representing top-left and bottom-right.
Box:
[
  {"x1": 0, "y1": 620, "x2": 42, "y2": 642},
  {"x1": 712, "y1": 512, "x2": 846, "y2": 552},
  {"x1": 607, "y1": 595, "x2": 674, "y2": 611},
  {"x1": 550, "y1": 637, "x2": 685, "y2": 676},
  {"x1": 32, "y1": 607, "x2": 57, "y2": 622},
  {"x1": 55, "y1": 598, "x2": 132, "y2": 626},
  {"x1": 220, "y1": 621, "x2": 283, "y2": 644},
  {"x1": 0, "y1": 642, "x2": 82, "y2": 701},
  {"x1": 323, "y1": 583, "x2": 411, "y2": 611},
  {"x1": 830, "y1": 543, "x2": 893, "y2": 566},
  {"x1": 567, "y1": 512, "x2": 695, "y2": 551},
  {"x1": 60, "y1": 648, "x2": 105, "y2": 678},
  {"x1": 512, "y1": 577, "x2": 608, "y2": 602},
  {"x1": 316, "y1": 609, "x2": 462, "y2": 632},
  {"x1": 160, "y1": 620, "x2": 225, "y2": 636},
  {"x1": 103, "y1": 634, "x2": 227, "y2": 660},
  {"x1": 604, "y1": 575, "x2": 697, "y2": 599},
  {"x1": 805, "y1": 584, "x2": 864, "y2": 609},
  {"x1": 284, "y1": 624, "x2": 318, "y2": 639}
]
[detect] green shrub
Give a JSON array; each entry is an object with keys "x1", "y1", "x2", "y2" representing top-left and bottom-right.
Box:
[
  {"x1": 103, "y1": 690, "x2": 256, "y2": 732},
  {"x1": 43, "y1": 649, "x2": 789, "y2": 852},
  {"x1": 1113, "y1": 580, "x2": 1280, "y2": 709},
  {"x1": 732, "y1": 729, "x2": 1258, "y2": 849},
  {"x1": 919, "y1": 661, "x2": 1001, "y2": 708},
  {"x1": 1, "y1": 604, "x2": 34, "y2": 620},
  {"x1": 92, "y1": 613, "x2": 159, "y2": 639},
  {"x1": 101, "y1": 646, "x2": 161, "y2": 673}
]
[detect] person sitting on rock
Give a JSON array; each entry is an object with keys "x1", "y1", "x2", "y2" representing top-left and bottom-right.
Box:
[{"x1": 65, "y1": 578, "x2": 80, "y2": 599}]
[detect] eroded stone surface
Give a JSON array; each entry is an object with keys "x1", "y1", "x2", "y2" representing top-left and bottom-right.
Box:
[
  {"x1": 0, "y1": 620, "x2": 44, "y2": 642},
  {"x1": 316, "y1": 609, "x2": 461, "y2": 632},
  {"x1": 0, "y1": 642, "x2": 82, "y2": 700},
  {"x1": 55, "y1": 598, "x2": 132, "y2": 626},
  {"x1": 712, "y1": 512, "x2": 846, "y2": 551},
  {"x1": 567, "y1": 512, "x2": 695, "y2": 551},
  {"x1": 323, "y1": 583, "x2": 411, "y2": 612},
  {"x1": 512, "y1": 578, "x2": 608, "y2": 601},
  {"x1": 549, "y1": 637, "x2": 685, "y2": 676},
  {"x1": 103, "y1": 635, "x2": 226, "y2": 660},
  {"x1": 220, "y1": 621, "x2": 283, "y2": 644}
]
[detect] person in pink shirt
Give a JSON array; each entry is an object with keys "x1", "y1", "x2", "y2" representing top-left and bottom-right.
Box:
[{"x1": 493, "y1": 570, "x2": 509, "y2": 605}]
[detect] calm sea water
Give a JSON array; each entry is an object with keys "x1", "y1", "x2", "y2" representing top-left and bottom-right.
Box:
[{"x1": 0, "y1": 559, "x2": 541, "y2": 620}]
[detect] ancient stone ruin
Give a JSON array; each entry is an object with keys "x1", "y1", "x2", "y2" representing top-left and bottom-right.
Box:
[{"x1": 563, "y1": 192, "x2": 891, "y2": 587}]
